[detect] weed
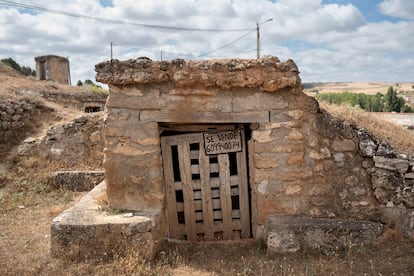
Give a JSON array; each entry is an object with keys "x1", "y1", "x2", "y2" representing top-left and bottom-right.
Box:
[
  {"x1": 21, "y1": 94, "x2": 46, "y2": 107},
  {"x1": 90, "y1": 86, "x2": 109, "y2": 95}
]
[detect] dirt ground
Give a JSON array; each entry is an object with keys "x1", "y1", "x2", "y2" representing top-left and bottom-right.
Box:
[{"x1": 1, "y1": 183, "x2": 414, "y2": 275}]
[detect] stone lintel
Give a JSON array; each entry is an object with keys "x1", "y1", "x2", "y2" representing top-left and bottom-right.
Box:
[
  {"x1": 95, "y1": 56, "x2": 300, "y2": 92},
  {"x1": 139, "y1": 111, "x2": 270, "y2": 123}
]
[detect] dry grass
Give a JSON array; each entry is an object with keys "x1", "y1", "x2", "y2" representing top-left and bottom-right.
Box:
[
  {"x1": 1, "y1": 175, "x2": 414, "y2": 275},
  {"x1": 320, "y1": 102, "x2": 414, "y2": 153}
]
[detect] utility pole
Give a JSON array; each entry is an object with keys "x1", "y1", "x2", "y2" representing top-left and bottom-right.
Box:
[
  {"x1": 160, "y1": 50, "x2": 163, "y2": 61},
  {"x1": 256, "y1": 22, "x2": 260, "y2": 59},
  {"x1": 110, "y1": 41, "x2": 116, "y2": 60},
  {"x1": 256, "y1": 18, "x2": 274, "y2": 59}
]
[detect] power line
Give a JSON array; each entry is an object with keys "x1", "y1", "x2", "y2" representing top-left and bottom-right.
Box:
[
  {"x1": 0, "y1": 0, "x2": 252, "y2": 32},
  {"x1": 197, "y1": 29, "x2": 256, "y2": 58},
  {"x1": 113, "y1": 27, "x2": 257, "y2": 60}
]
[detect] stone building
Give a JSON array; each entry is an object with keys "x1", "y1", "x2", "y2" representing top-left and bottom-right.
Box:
[
  {"x1": 95, "y1": 56, "x2": 378, "y2": 240},
  {"x1": 51, "y1": 56, "x2": 414, "y2": 260},
  {"x1": 34, "y1": 55, "x2": 70, "y2": 85}
]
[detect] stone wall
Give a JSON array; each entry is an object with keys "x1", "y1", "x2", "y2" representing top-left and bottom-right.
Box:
[
  {"x1": 356, "y1": 128, "x2": 414, "y2": 237},
  {"x1": 38, "y1": 89, "x2": 107, "y2": 112},
  {"x1": 95, "y1": 56, "x2": 413, "y2": 246},
  {"x1": 17, "y1": 113, "x2": 105, "y2": 169},
  {"x1": 0, "y1": 97, "x2": 50, "y2": 159}
]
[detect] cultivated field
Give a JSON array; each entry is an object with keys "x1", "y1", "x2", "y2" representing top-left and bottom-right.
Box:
[{"x1": 305, "y1": 81, "x2": 414, "y2": 95}]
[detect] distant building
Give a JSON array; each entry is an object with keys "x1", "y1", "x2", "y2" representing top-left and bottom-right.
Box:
[{"x1": 34, "y1": 55, "x2": 71, "y2": 85}]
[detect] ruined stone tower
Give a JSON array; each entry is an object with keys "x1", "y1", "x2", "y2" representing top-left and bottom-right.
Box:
[{"x1": 34, "y1": 55, "x2": 70, "y2": 85}]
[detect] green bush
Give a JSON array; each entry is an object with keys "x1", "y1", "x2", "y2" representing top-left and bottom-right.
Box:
[
  {"x1": 315, "y1": 87, "x2": 413, "y2": 113},
  {"x1": 1, "y1": 57, "x2": 36, "y2": 76}
]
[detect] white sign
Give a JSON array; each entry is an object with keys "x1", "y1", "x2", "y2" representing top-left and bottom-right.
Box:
[{"x1": 203, "y1": 130, "x2": 242, "y2": 155}]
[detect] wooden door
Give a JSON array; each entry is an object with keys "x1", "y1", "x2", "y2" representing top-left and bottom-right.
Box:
[{"x1": 161, "y1": 128, "x2": 250, "y2": 241}]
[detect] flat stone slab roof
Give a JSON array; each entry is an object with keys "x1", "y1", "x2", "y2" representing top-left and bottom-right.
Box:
[{"x1": 95, "y1": 56, "x2": 300, "y2": 92}]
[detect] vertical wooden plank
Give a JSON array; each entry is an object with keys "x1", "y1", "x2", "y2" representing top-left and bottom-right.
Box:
[
  {"x1": 160, "y1": 137, "x2": 180, "y2": 239},
  {"x1": 178, "y1": 141, "x2": 197, "y2": 240},
  {"x1": 248, "y1": 138, "x2": 257, "y2": 239},
  {"x1": 199, "y1": 139, "x2": 214, "y2": 239},
  {"x1": 238, "y1": 128, "x2": 251, "y2": 238},
  {"x1": 218, "y1": 154, "x2": 232, "y2": 239}
]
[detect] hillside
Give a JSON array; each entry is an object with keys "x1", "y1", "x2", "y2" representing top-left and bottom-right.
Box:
[{"x1": 0, "y1": 63, "x2": 106, "y2": 179}]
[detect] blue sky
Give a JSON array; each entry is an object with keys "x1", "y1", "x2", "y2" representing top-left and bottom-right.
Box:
[
  {"x1": 324, "y1": 0, "x2": 396, "y2": 22},
  {"x1": 0, "y1": 0, "x2": 413, "y2": 83}
]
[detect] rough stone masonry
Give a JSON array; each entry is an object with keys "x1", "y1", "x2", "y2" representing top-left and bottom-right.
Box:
[{"x1": 51, "y1": 56, "x2": 414, "y2": 259}]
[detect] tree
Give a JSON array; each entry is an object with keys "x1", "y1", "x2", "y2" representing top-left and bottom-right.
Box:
[
  {"x1": 1, "y1": 57, "x2": 21, "y2": 72},
  {"x1": 384, "y1": 86, "x2": 404, "y2": 112},
  {"x1": 21, "y1": 66, "x2": 36, "y2": 77},
  {"x1": 84, "y1": 79, "x2": 94, "y2": 86},
  {"x1": 1, "y1": 57, "x2": 36, "y2": 76},
  {"x1": 76, "y1": 80, "x2": 83, "y2": 86}
]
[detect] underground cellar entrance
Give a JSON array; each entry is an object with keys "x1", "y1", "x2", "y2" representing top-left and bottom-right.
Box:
[{"x1": 160, "y1": 124, "x2": 252, "y2": 241}]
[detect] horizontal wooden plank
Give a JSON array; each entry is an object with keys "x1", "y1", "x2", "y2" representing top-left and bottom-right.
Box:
[
  {"x1": 210, "y1": 163, "x2": 219, "y2": 173},
  {"x1": 211, "y1": 188, "x2": 220, "y2": 198},
  {"x1": 174, "y1": 182, "x2": 183, "y2": 190},
  {"x1": 194, "y1": 199, "x2": 202, "y2": 211},
  {"x1": 195, "y1": 211, "x2": 203, "y2": 221},
  {"x1": 140, "y1": 111, "x2": 270, "y2": 123},
  {"x1": 192, "y1": 220, "x2": 243, "y2": 238},
  {"x1": 230, "y1": 175, "x2": 239, "y2": 185},
  {"x1": 194, "y1": 190, "x2": 202, "y2": 200},
  {"x1": 213, "y1": 210, "x2": 222, "y2": 220},
  {"x1": 191, "y1": 165, "x2": 200, "y2": 174},
  {"x1": 231, "y1": 186, "x2": 239, "y2": 196},
  {"x1": 212, "y1": 198, "x2": 221, "y2": 210},
  {"x1": 192, "y1": 180, "x2": 201, "y2": 190},
  {"x1": 176, "y1": 202, "x2": 184, "y2": 212},
  {"x1": 232, "y1": 209, "x2": 241, "y2": 219},
  {"x1": 210, "y1": 178, "x2": 220, "y2": 188},
  {"x1": 190, "y1": 150, "x2": 199, "y2": 159}
]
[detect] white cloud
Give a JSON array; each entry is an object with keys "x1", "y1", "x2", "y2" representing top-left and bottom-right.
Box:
[
  {"x1": 0, "y1": 0, "x2": 412, "y2": 83},
  {"x1": 379, "y1": 0, "x2": 414, "y2": 20}
]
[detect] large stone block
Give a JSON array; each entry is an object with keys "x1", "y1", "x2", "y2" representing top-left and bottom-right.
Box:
[
  {"x1": 254, "y1": 153, "x2": 278, "y2": 169},
  {"x1": 265, "y1": 215, "x2": 384, "y2": 254},
  {"x1": 50, "y1": 170, "x2": 105, "y2": 191},
  {"x1": 232, "y1": 90, "x2": 288, "y2": 112},
  {"x1": 373, "y1": 156, "x2": 410, "y2": 174},
  {"x1": 51, "y1": 182, "x2": 161, "y2": 261},
  {"x1": 267, "y1": 230, "x2": 301, "y2": 253},
  {"x1": 332, "y1": 139, "x2": 356, "y2": 152}
]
